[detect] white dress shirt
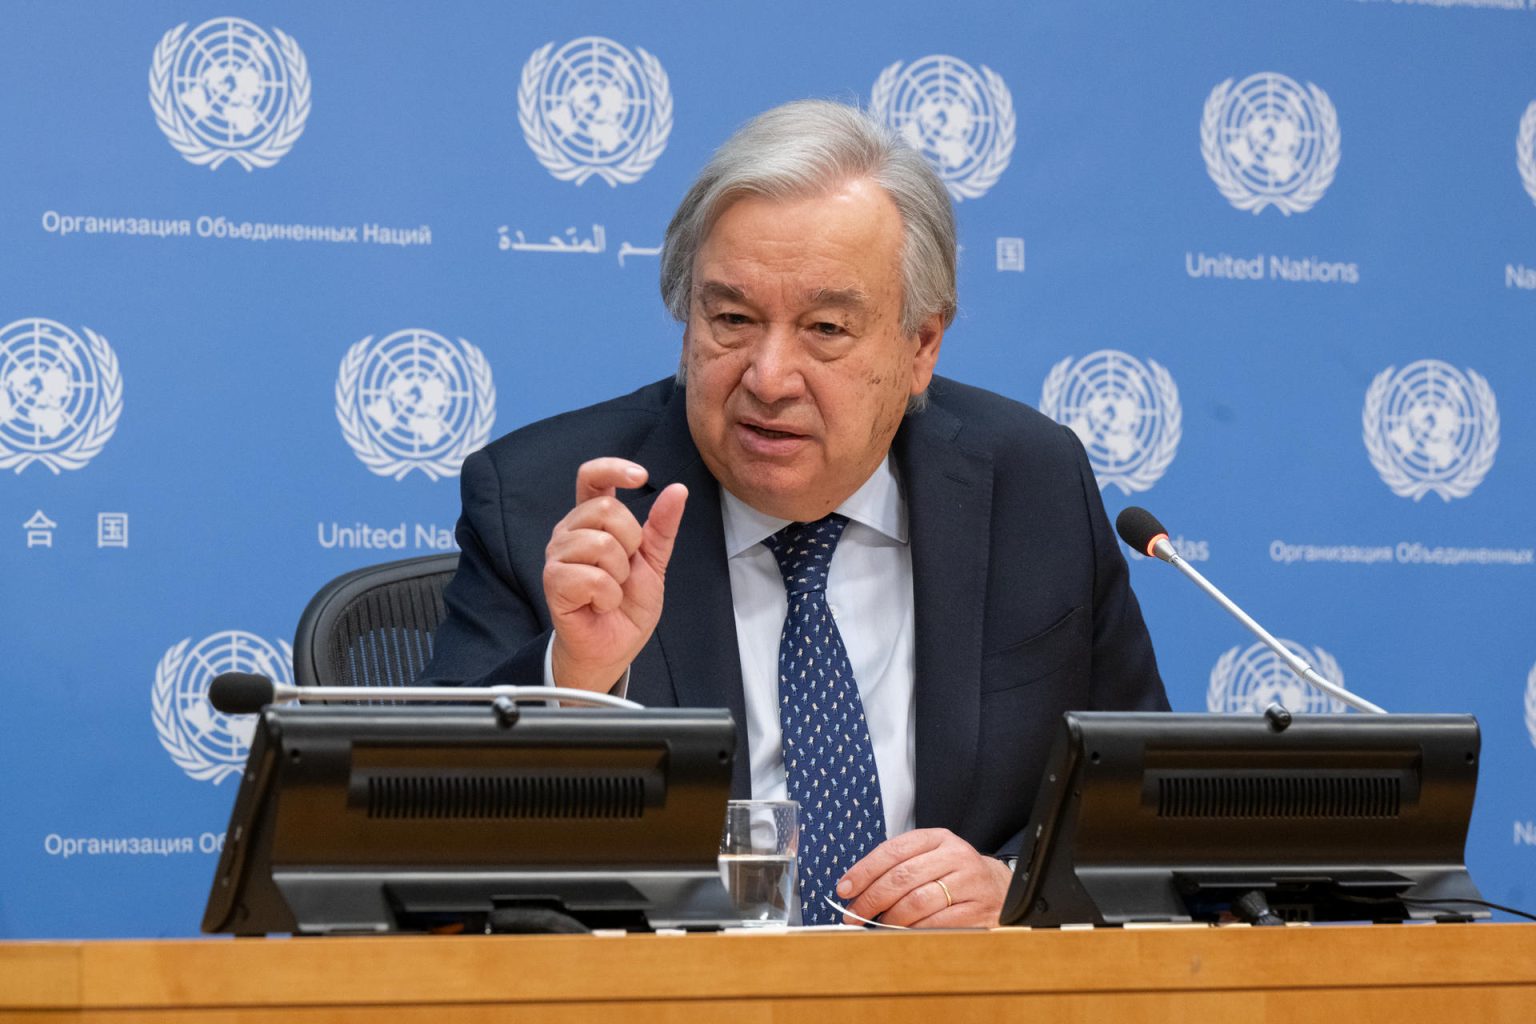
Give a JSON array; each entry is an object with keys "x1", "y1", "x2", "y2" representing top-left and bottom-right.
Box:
[
  {"x1": 719, "y1": 456, "x2": 917, "y2": 839},
  {"x1": 547, "y1": 457, "x2": 918, "y2": 838}
]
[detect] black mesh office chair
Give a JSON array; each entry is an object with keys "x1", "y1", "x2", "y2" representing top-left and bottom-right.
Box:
[{"x1": 292, "y1": 553, "x2": 459, "y2": 688}]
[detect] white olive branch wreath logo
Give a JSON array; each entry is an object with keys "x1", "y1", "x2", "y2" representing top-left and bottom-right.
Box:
[
  {"x1": 1200, "y1": 76, "x2": 1340, "y2": 215},
  {"x1": 1516, "y1": 101, "x2": 1536, "y2": 208},
  {"x1": 518, "y1": 40, "x2": 672, "y2": 187},
  {"x1": 149, "y1": 21, "x2": 311, "y2": 171},
  {"x1": 152, "y1": 639, "x2": 207, "y2": 780},
  {"x1": 151, "y1": 637, "x2": 291, "y2": 784},
  {"x1": 871, "y1": 59, "x2": 1015, "y2": 202},
  {"x1": 1042, "y1": 353, "x2": 1181, "y2": 495},
  {"x1": 1525, "y1": 661, "x2": 1536, "y2": 752},
  {"x1": 335, "y1": 334, "x2": 496, "y2": 482},
  {"x1": 1362, "y1": 364, "x2": 1499, "y2": 502},
  {"x1": 1207, "y1": 647, "x2": 1241, "y2": 713},
  {"x1": 1208, "y1": 643, "x2": 1344, "y2": 713},
  {"x1": 0, "y1": 324, "x2": 123, "y2": 475}
]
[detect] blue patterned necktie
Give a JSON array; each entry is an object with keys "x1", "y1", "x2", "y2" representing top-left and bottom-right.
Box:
[{"x1": 764, "y1": 514, "x2": 887, "y2": 925}]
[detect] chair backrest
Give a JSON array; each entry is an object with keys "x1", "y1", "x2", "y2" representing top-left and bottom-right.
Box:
[{"x1": 293, "y1": 553, "x2": 459, "y2": 688}]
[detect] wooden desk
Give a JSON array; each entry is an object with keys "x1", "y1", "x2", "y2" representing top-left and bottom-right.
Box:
[{"x1": 3, "y1": 923, "x2": 1534, "y2": 1023}]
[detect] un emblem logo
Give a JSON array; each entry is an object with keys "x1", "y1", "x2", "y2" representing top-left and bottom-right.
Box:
[
  {"x1": 153, "y1": 631, "x2": 291, "y2": 784},
  {"x1": 1209, "y1": 640, "x2": 1347, "y2": 714},
  {"x1": 1526, "y1": 662, "x2": 1536, "y2": 752},
  {"x1": 149, "y1": 17, "x2": 311, "y2": 171},
  {"x1": 0, "y1": 318, "x2": 123, "y2": 475},
  {"x1": 871, "y1": 55, "x2": 1015, "y2": 202},
  {"x1": 518, "y1": 36, "x2": 672, "y2": 187},
  {"x1": 336, "y1": 329, "x2": 495, "y2": 482},
  {"x1": 1517, "y1": 102, "x2": 1536, "y2": 208},
  {"x1": 1041, "y1": 350, "x2": 1181, "y2": 494},
  {"x1": 1201, "y1": 72, "x2": 1340, "y2": 215},
  {"x1": 1363, "y1": 360, "x2": 1499, "y2": 502}
]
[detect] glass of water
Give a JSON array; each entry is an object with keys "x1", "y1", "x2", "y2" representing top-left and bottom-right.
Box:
[{"x1": 719, "y1": 799, "x2": 798, "y2": 927}]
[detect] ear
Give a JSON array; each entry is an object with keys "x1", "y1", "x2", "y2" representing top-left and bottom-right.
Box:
[
  {"x1": 679, "y1": 319, "x2": 699, "y2": 367},
  {"x1": 908, "y1": 313, "x2": 945, "y2": 396}
]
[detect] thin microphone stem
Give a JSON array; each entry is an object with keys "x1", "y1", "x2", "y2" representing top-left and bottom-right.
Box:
[
  {"x1": 1159, "y1": 544, "x2": 1386, "y2": 715},
  {"x1": 276, "y1": 683, "x2": 642, "y2": 711}
]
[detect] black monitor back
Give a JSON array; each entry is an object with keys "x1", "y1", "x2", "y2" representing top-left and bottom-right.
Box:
[
  {"x1": 203, "y1": 704, "x2": 738, "y2": 935},
  {"x1": 1001, "y1": 712, "x2": 1483, "y2": 926}
]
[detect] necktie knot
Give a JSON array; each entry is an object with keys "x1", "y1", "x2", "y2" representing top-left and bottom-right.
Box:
[{"x1": 764, "y1": 514, "x2": 849, "y2": 595}]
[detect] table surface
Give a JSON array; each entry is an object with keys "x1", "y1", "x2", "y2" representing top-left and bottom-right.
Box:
[{"x1": 4, "y1": 922, "x2": 1535, "y2": 1023}]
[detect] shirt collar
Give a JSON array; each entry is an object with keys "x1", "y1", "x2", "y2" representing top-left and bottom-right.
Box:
[{"x1": 719, "y1": 455, "x2": 908, "y2": 557}]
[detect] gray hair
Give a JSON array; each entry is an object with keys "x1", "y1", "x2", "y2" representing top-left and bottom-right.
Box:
[{"x1": 660, "y1": 99, "x2": 958, "y2": 337}]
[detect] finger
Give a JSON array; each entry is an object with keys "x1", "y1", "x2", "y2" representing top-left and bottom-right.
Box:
[
  {"x1": 556, "y1": 495, "x2": 643, "y2": 558},
  {"x1": 905, "y1": 898, "x2": 997, "y2": 930},
  {"x1": 872, "y1": 870, "x2": 964, "y2": 928},
  {"x1": 544, "y1": 562, "x2": 624, "y2": 615},
  {"x1": 575, "y1": 458, "x2": 648, "y2": 504},
  {"x1": 844, "y1": 847, "x2": 953, "y2": 923},
  {"x1": 638, "y1": 483, "x2": 688, "y2": 574},
  {"x1": 546, "y1": 528, "x2": 632, "y2": 585},
  {"x1": 901, "y1": 856, "x2": 1012, "y2": 929},
  {"x1": 836, "y1": 829, "x2": 946, "y2": 904}
]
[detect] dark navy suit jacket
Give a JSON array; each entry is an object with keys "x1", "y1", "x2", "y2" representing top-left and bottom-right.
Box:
[{"x1": 420, "y1": 375, "x2": 1168, "y2": 857}]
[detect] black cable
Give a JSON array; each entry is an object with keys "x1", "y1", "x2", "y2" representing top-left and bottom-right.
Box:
[{"x1": 1337, "y1": 893, "x2": 1536, "y2": 923}]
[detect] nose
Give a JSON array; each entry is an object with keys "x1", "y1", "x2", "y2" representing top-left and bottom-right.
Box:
[{"x1": 740, "y1": 327, "x2": 805, "y2": 406}]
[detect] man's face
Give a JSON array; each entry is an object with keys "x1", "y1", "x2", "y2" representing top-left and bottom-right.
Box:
[{"x1": 682, "y1": 179, "x2": 944, "y2": 522}]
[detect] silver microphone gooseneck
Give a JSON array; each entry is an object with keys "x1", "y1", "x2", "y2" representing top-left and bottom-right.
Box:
[
  {"x1": 208, "y1": 673, "x2": 643, "y2": 715},
  {"x1": 268, "y1": 682, "x2": 642, "y2": 710},
  {"x1": 1115, "y1": 506, "x2": 1386, "y2": 715},
  {"x1": 1148, "y1": 535, "x2": 1385, "y2": 715}
]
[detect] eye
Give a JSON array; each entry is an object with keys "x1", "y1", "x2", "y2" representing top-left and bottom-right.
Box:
[
  {"x1": 716, "y1": 312, "x2": 751, "y2": 327},
  {"x1": 811, "y1": 322, "x2": 846, "y2": 337}
]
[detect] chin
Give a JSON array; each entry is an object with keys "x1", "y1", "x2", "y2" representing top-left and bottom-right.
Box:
[{"x1": 725, "y1": 470, "x2": 820, "y2": 520}]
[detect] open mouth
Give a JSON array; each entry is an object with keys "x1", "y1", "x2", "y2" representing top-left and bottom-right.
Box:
[{"x1": 745, "y1": 424, "x2": 802, "y2": 440}]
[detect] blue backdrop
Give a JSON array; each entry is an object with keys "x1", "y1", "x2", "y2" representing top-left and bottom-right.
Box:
[{"x1": 2, "y1": 0, "x2": 1534, "y2": 938}]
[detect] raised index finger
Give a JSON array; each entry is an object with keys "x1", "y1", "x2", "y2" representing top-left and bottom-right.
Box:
[{"x1": 575, "y1": 458, "x2": 648, "y2": 503}]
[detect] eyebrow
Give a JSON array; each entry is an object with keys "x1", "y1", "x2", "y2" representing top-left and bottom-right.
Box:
[
  {"x1": 695, "y1": 281, "x2": 749, "y2": 305},
  {"x1": 694, "y1": 281, "x2": 872, "y2": 311},
  {"x1": 804, "y1": 287, "x2": 871, "y2": 311}
]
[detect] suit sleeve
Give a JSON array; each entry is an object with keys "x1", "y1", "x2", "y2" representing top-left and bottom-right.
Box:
[
  {"x1": 416, "y1": 448, "x2": 551, "y2": 688},
  {"x1": 1066, "y1": 425, "x2": 1170, "y2": 713},
  {"x1": 984, "y1": 428, "x2": 1166, "y2": 860}
]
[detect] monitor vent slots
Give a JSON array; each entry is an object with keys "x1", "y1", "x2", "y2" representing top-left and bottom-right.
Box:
[
  {"x1": 366, "y1": 774, "x2": 646, "y2": 820},
  {"x1": 1155, "y1": 773, "x2": 1403, "y2": 819}
]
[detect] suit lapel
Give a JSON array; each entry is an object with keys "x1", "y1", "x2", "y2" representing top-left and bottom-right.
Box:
[
  {"x1": 620, "y1": 381, "x2": 994, "y2": 811},
  {"x1": 627, "y1": 386, "x2": 753, "y2": 798},
  {"x1": 893, "y1": 396, "x2": 993, "y2": 831}
]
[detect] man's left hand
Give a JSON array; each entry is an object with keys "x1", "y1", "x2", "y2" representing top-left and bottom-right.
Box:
[{"x1": 835, "y1": 829, "x2": 1011, "y2": 928}]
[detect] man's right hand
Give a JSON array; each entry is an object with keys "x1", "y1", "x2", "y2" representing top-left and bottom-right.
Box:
[{"x1": 544, "y1": 458, "x2": 688, "y2": 692}]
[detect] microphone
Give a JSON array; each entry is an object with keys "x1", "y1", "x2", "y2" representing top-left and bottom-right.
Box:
[
  {"x1": 207, "y1": 672, "x2": 643, "y2": 715},
  {"x1": 1116, "y1": 505, "x2": 1176, "y2": 563},
  {"x1": 1114, "y1": 506, "x2": 1385, "y2": 715},
  {"x1": 207, "y1": 673, "x2": 275, "y2": 715}
]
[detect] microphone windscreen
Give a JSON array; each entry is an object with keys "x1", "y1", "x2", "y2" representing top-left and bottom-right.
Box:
[
  {"x1": 209, "y1": 672, "x2": 275, "y2": 715},
  {"x1": 1115, "y1": 506, "x2": 1168, "y2": 556}
]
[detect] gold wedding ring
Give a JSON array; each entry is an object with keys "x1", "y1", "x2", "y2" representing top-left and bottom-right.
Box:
[{"x1": 934, "y1": 878, "x2": 953, "y2": 908}]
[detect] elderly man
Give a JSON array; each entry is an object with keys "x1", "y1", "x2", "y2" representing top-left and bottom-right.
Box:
[{"x1": 422, "y1": 100, "x2": 1167, "y2": 927}]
